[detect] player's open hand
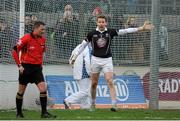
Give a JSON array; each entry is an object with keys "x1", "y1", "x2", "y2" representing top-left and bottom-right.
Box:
[{"x1": 142, "y1": 20, "x2": 154, "y2": 31}]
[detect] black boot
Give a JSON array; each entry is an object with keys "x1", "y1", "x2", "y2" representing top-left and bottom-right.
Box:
[
  {"x1": 16, "y1": 113, "x2": 24, "y2": 118},
  {"x1": 41, "y1": 112, "x2": 57, "y2": 118}
]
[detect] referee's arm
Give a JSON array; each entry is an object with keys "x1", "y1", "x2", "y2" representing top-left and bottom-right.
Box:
[{"x1": 12, "y1": 45, "x2": 21, "y2": 67}]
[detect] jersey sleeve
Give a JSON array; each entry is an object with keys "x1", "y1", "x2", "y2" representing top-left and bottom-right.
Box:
[
  {"x1": 12, "y1": 34, "x2": 29, "y2": 66},
  {"x1": 73, "y1": 40, "x2": 89, "y2": 56},
  {"x1": 42, "y1": 37, "x2": 46, "y2": 52},
  {"x1": 109, "y1": 29, "x2": 118, "y2": 38},
  {"x1": 16, "y1": 34, "x2": 29, "y2": 51},
  {"x1": 117, "y1": 28, "x2": 138, "y2": 35},
  {"x1": 85, "y1": 32, "x2": 92, "y2": 42}
]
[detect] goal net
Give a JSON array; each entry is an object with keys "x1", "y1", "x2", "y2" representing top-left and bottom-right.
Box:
[{"x1": 0, "y1": 0, "x2": 180, "y2": 110}]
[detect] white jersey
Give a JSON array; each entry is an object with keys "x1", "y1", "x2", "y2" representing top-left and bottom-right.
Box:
[{"x1": 71, "y1": 44, "x2": 91, "y2": 80}]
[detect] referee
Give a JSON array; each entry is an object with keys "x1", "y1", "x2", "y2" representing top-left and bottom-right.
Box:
[{"x1": 12, "y1": 21, "x2": 56, "y2": 118}]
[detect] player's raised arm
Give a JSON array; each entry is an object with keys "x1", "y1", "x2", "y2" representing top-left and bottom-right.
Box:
[
  {"x1": 117, "y1": 20, "x2": 154, "y2": 35},
  {"x1": 69, "y1": 40, "x2": 89, "y2": 65}
]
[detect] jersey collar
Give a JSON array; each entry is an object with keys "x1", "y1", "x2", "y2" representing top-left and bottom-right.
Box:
[
  {"x1": 30, "y1": 32, "x2": 42, "y2": 39},
  {"x1": 96, "y1": 27, "x2": 107, "y2": 33}
]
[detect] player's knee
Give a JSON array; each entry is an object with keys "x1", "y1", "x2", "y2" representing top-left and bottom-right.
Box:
[
  {"x1": 37, "y1": 82, "x2": 47, "y2": 92},
  {"x1": 16, "y1": 92, "x2": 24, "y2": 99},
  {"x1": 105, "y1": 76, "x2": 113, "y2": 82},
  {"x1": 39, "y1": 87, "x2": 47, "y2": 93},
  {"x1": 92, "y1": 81, "x2": 98, "y2": 88},
  {"x1": 17, "y1": 89, "x2": 25, "y2": 95},
  {"x1": 107, "y1": 80, "x2": 114, "y2": 87},
  {"x1": 18, "y1": 84, "x2": 26, "y2": 94}
]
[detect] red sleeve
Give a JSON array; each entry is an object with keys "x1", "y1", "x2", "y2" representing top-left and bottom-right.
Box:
[
  {"x1": 43, "y1": 37, "x2": 46, "y2": 52},
  {"x1": 12, "y1": 34, "x2": 29, "y2": 66},
  {"x1": 16, "y1": 34, "x2": 29, "y2": 51},
  {"x1": 12, "y1": 48, "x2": 20, "y2": 66}
]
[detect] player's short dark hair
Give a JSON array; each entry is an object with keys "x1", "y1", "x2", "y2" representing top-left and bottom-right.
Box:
[
  {"x1": 33, "y1": 21, "x2": 45, "y2": 29},
  {"x1": 96, "y1": 15, "x2": 107, "y2": 22}
]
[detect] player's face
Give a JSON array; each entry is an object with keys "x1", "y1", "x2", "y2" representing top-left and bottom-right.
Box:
[
  {"x1": 97, "y1": 18, "x2": 107, "y2": 31},
  {"x1": 35, "y1": 25, "x2": 46, "y2": 36}
]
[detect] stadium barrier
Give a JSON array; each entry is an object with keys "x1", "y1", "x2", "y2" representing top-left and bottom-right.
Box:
[{"x1": 46, "y1": 74, "x2": 148, "y2": 109}]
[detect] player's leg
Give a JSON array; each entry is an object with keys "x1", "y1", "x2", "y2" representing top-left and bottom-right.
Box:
[
  {"x1": 64, "y1": 79, "x2": 82, "y2": 109},
  {"x1": 104, "y1": 72, "x2": 116, "y2": 102},
  {"x1": 89, "y1": 56, "x2": 102, "y2": 111},
  {"x1": 64, "y1": 78, "x2": 91, "y2": 109},
  {"x1": 104, "y1": 72, "x2": 117, "y2": 111},
  {"x1": 16, "y1": 84, "x2": 27, "y2": 118},
  {"x1": 103, "y1": 57, "x2": 117, "y2": 112},
  {"x1": 79, "y1": 78, "x2": 91, "y2": 109},
  {"x1": 90, "y1": 73, "x2": 100, "y2": 107}
]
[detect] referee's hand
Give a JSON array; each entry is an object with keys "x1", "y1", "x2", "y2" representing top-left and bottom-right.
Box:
[{"x1": 18, "y1": 65, "x2": 24, "y2": 74}]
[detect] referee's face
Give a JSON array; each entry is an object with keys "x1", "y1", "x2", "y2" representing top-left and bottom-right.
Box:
[
  {"x1": 35, "y1": 25, "x2": 46, "y2": 37},
  {"x1": 97, "y1": 18, "x2": 107, "y2": 31}
]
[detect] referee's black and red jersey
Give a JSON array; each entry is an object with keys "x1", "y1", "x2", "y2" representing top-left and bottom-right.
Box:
[{"x1": 14, "y1": 33, "x2": 46, "y2": 65}]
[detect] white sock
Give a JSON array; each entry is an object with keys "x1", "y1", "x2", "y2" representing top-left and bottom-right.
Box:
[
  {"x1": 112, "y1": 100, "x2": 117, "y2": 106},
  {"x1": 91, "y1": 99, "x2": 96, "y2": 105}
]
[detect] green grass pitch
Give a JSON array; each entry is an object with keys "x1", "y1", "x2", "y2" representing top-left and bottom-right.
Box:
[{"x1": 1, "y1": 109, "x2": 180, "y2": 120}]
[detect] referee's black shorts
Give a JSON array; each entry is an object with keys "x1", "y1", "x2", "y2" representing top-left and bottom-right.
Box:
[{"x1": 19, "y1": 63, "x2": 45, "y2": 85}]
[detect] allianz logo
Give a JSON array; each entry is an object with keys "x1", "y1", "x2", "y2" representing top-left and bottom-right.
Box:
[
  {"x1": 114, "y1": 79, "x2": 129, "y2": 101},
  {"x1": 64, "y1": 78, "x2": 129, "y2": 101}
]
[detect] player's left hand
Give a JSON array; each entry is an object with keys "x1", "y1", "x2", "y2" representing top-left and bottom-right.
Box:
[{"x1": 142, "y1": 20, "x2": 154, "y2": 31}]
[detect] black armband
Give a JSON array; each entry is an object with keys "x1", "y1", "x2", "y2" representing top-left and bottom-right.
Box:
[{"x1": 13, "y1": 46, "x2": 18, "y2": 52}]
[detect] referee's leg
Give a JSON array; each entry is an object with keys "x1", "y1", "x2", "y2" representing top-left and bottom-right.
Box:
[
  {"x1": 37, "y1": 82, "x2": 56, "y2": 118},
  {"x1": 16, "y1": 84, "x2": 27, "y2": 118}
]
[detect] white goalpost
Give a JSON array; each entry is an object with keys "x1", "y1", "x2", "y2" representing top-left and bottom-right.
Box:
[{"x1": 19, "y1": 0, "x2": 25, "y2": 38}]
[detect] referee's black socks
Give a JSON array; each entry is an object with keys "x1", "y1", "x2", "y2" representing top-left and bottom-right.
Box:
[
  {"x1": 40, "y1": 91, "x2": 47, "y2": 114},
  {"x1": 16, "y1": 92, "x2": 24, "y2": 114}
]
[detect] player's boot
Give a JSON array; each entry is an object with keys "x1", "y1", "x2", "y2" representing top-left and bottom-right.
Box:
[
  {"x1": 110, "y1": 105, "x2": 117, "y2": 112},
  {"x1": 63, "y1": 100, "x2": 70, "y2": 109},
  {"x1": 89, "y1": 104, "x2": 96, "y2": 112},
  {"x1": 41, "y1": 112, "x2": 56, "y2": 118},
  {"x1": 16, "y1": 113, "x2": 24, "y2": 118}
]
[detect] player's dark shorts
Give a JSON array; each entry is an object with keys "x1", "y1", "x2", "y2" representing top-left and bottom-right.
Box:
[{"x1": 19, "y1": 63, "x2": 45, "y2": 85}]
